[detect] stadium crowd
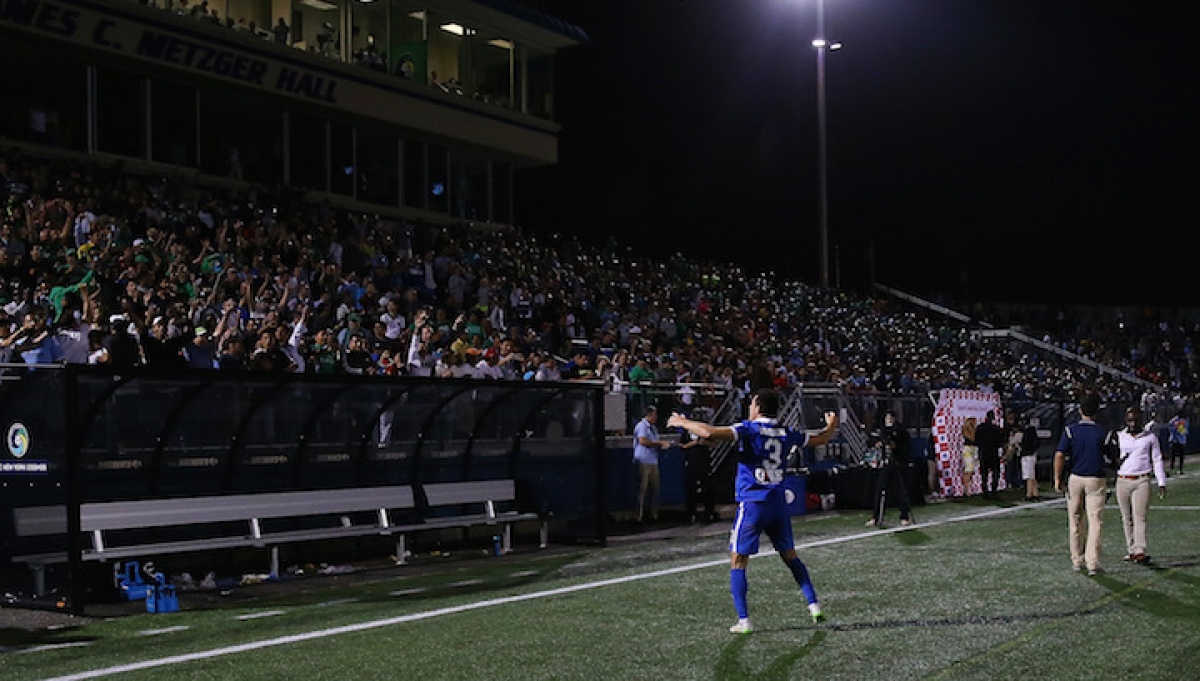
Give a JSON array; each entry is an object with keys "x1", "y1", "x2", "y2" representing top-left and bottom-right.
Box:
[{"x1": 0, "y1": 152, "x2": 1196, "y2": 416}]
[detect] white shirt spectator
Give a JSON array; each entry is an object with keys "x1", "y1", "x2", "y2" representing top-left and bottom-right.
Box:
[
  {"x1": 474, "y1": 358, "x2": 503, "y2": 380},
  {"x1": 327, "y1": 241, "x2": 344, "y2": 267},
  {"x1": 73, "y1": 210, "x2": 96, "y2": 248},
  {"x1": 380, "y1": 310, "x2": 405, "y2": 339}
]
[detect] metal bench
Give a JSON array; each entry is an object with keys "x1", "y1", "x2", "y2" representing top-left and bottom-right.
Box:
[
  {"x1": 391, "y1": 479, "x2": 547, "y2": 565},
  {"x1": 13, "y1": 485, "x2": 416, "y2": 593},
  {"x1": 11, "y1": 480, "x2": 544, "y2": 593}
]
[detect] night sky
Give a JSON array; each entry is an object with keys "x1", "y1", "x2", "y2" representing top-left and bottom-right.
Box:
[{"x1": 513, "y1": 0, "x2": 1199, "y2": 307}]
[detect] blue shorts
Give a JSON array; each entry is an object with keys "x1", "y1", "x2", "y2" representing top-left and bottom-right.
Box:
[{"x1": 729, "y1": 492, "x2": 795, "y2": 556}]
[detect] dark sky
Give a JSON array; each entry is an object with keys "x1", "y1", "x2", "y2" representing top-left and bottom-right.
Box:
[{"x1": 514, "y1": 0, "x2": 1199, "y2": 306}]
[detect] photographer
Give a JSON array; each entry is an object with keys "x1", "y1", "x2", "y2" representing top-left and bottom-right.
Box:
[{"x1": 865, "y1": 411, "x2": 914, "y2": 527}]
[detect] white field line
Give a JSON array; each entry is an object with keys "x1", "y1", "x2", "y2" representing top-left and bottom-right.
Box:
[
  {"x1": 20, "y1": 642, "x2": 95, "y2": 654},
  {"x1": 232, "y1": 611, "x2": 285, "y2": 621},
  {"x1": 138, "y1": 626, "x2": 191, "y2": 636},
  {"x1": 388, "y1": 587, "x2": 427, "y2": 597},
  {"x1": 27, "y1": 497, "x2": 1095, "y2": 681}
]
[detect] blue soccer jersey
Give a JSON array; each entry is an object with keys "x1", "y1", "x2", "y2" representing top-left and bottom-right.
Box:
[{"x1": 730, "y1": 418, "x2": 809, "y2": 502}]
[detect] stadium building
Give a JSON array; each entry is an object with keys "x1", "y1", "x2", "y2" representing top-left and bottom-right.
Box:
[{"x1": 0, "y1": 0, "x2": 587, "y2": 224}]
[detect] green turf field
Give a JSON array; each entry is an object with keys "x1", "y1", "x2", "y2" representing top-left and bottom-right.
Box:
[{"x1": 4, "y1": 474, "x2": 1200, "y2": 681}]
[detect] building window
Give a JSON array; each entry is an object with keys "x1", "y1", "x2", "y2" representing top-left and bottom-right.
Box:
[
  {"x1": 96, "y1": 68, "x2": 145, "y2": 159},
  {"x1": 198, "y1": 89, "x2": 283, "y2": 184},
  {"x1": 357, "y1": 126, "x2": 399, "y2": 206},
  {"x1": 290, "y1": 112, "x2": 329, "y2": 191},
  {"x1": 150, "y1": 80, "x2": 197, "y2": 167}
]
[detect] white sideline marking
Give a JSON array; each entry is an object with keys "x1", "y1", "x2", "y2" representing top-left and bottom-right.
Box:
[
  {"x1": 35, "y1": 500, "x2": 1064, "y2": 681},
  {"x1": 20, "y1": 642, "x2": 94, "y2": 654},
  {"x1": 317, "y1": 598, "x2": 360, "y2": 607},
  {"x1": 139, "y1": 626, "x2": 190, "y2": 636},
  {"x1": 233, "y1": 611, "x2": 285, "y2": 621},
  {"x1": 450, "y1": 579, "x2": 484, "y2": 588},
  {"x1": 388, "y1": 587, "x2": 427, "y2": 597},
  {"x1": 510, "y1": 570, "x2": 539, "y2": 578},
  {"x1": 1150, "y1": 506, "x2": 1200, "y2": 511}
]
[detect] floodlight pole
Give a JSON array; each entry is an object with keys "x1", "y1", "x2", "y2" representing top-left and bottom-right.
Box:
[{"x1": 815, "y1": 0, "x2": 830, "y2": 290}]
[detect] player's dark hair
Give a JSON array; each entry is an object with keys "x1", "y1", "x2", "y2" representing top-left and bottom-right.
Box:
[
  {"x1": 753, "y1": 388, "x2": 780, "y2": 417},
  {"x1": 1080, "y1": 393, "x2": 1100, "y2": 418}
]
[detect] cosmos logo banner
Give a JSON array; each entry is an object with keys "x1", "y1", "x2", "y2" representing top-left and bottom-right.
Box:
[{"x1": 2, "y1": 422, "x2": 48, "y2": 475}]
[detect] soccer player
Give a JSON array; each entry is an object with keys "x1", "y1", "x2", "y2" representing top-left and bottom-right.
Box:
[{"x1": 668, "y1": 388, "x2": 839, "y2": 634}]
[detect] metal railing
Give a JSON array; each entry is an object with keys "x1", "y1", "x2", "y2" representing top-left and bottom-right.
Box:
[{"x1": 704, "y1": 389, "x2": 745, "y2": 477}]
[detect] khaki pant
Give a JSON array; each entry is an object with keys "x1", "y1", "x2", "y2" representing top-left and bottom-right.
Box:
[
  {"x1": 1116, "y1": 475, "x2": 1151, "y2": 556},
  {"x1": 1067, "y1": 474, "x2": 1106, "y2": 570},
  {"x1": 636, "y1": 462, "x2": 660, "y2": 522}
]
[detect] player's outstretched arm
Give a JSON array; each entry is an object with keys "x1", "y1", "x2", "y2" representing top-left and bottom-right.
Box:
[
  {"x1": 667, "y1": 413, "x2": 736, "y2": 442},
  {"x1": 805, "y1": 411, "x2": 840, "y2": 447}
]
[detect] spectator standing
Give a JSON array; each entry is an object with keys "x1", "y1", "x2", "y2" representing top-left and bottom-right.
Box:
[
  {"x1": 974, "y1": 410, "x2": 1006, "y2": 498},
  {"x1": 7, "y1": 309, "x2": 63, "y2": 366},
  {"x1": 86, "y1": 328, "x2": 110, "y2": 365},
  {"x1": 183, "y1": 326, "x2": 218, "y2": 369},
  {"x1": 865, "y1": 411, "x2": 914, "y2": 527},
  {"x1": 1115, "y1": 407, "x2": 1167, "y2": 565},
  {"x1": 406, "y1": 323, "x2": 435, "y2": 376},
  {"x1": 1054, "y1": 393, "x2": 1109, "y2": 576},
  {"x1": 1018, "y1": 414, "x2": 1042, "y2": 501},
  {"x1": 142, "y1": 317, "x2": 186, "y2": 369},
  {"x1": 307, "y1": 327, "x2": 341, "y2": 374},
  {"x1": 1004, "y1": 408, "x2": 1023, "y2": 490},
  {"x1": 627, "y1": 354, "x2": 655, "y2": 425},
  {"x1": 218, "y1": 336, "x2": 248, "y2": 371},
  {"x1": 679, "y1": 423, "x2": 717, "y2": 523},
  {"x1": 1167, "y1": 410, "x2": 1188, "y2": 475},
  {"x1": 632, "y1": 405, "x2": 670, "y2": 523},
  {"x1": 343, "y1": 334, "x2": 374, "y2": 375},
  {"x1": 249, "y1": 328, "x2": 295, "y2": 372},
  {"x1": 272, "y1": 16, "x2": 290, "y2": 44},
  {"x1": 961, "y1": 417, "x2": 978, "y2": 492}
]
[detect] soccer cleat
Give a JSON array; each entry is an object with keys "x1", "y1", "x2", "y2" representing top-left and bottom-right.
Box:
[
  {"x1": 899, "y1": 519, "x2": 912, "y2": 527},
  {"x1": 1088, "y1": 567, "x2": 1104, "y2": 577},
  {"x1": 729, "y1": 618, "x2": 754, "y2": 634},
  {"x1": 808, "y1": 603, "x2": 826, "y2": 624},
  {"x1": 864, "y1": 518, "x2": 878, "y2": 527}
]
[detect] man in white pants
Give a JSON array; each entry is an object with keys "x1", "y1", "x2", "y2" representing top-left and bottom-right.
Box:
[{"x1": 1116, "y1": 407, "x2": 1167, "y2": 565}]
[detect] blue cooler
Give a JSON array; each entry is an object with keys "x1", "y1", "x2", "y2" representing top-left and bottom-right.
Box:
[{"x1": 783, "y1": 475, "x2": 807, "y2": 516}]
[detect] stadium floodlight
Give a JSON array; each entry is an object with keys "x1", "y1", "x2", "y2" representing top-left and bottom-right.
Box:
[{"x1": 812, "y1": 0, "x2": 843, "y2": 289}]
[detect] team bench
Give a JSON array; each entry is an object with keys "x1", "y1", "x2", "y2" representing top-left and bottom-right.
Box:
[{"x1": 12, "y1": 479, "x2": 546, "y2": 595}]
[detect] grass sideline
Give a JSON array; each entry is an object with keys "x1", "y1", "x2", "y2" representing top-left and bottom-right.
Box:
[{"x1": 3, "y1": 475, "x2": 1200, "y2": 681}]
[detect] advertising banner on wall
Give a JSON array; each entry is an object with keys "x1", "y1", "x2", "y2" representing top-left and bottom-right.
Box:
[{"x1": 932, "y1": 389, "x2": 1005, "y2": 497}]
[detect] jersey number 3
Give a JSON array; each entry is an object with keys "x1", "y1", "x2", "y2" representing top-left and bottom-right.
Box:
[{"x1": 754, "y1": 438, "x2": 785, "y2": 484}]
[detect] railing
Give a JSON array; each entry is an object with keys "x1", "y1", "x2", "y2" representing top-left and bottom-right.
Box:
[
  {"x1": 973, "y1": 327, "x2": 1162, "y2": 393},
  {"x1": 798, "y1": 383, "x2": 869, "y2": 465},
  {"x1": 0, "y1": 362, "x2": 67, "y2": 381},
  {"x1": 705, "y1": 389, "x2": 746, "y2": 477},
  {"x1": 875, "y1": 282, "x2": 1163, "y2": 394}
]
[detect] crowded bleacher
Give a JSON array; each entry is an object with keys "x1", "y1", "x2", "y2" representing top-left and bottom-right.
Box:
[{"x1": 0, "y1": 151, "x2": 1195, "y2": 418}]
